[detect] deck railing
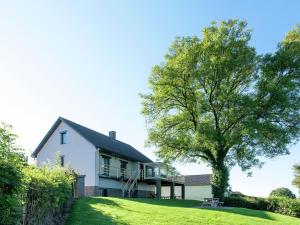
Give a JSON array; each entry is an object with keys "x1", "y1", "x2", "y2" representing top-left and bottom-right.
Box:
[
  {"x1": 99, "y1": 165, "x2": 132, "y2": 179},
  {"x1": 99, "y1": 163, "x2": 184, "y2": 183}
]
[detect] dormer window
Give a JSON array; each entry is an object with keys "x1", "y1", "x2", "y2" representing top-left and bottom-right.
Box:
[{"x1": 60, "y1": 131, "x2": 67, "y2": 144}]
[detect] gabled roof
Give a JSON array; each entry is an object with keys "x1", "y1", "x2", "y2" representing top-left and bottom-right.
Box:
[
  {"x1": 184, "y1": 174, "x2": 212, "y2": 186},
  {"x1": 32, "y1": 117, "x2": 152, "y2": 163}
]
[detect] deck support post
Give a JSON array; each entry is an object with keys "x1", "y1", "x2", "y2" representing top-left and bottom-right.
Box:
[
  {"x1": 156, "y1": 179, "x2": 161, "y2": 199},
  {"x1": 170, "y1": 182, "x2": 175, "y2": 199},
  {"x1": 181, "y1": 185, "x2": 185, "y2": 200}
]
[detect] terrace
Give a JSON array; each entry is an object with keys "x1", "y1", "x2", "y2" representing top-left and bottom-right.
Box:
[{"x1": 99, "y1": 162, "x2": 185, "y2": 199}]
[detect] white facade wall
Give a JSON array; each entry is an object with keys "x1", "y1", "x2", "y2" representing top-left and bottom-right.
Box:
[
  {"x1": 36, "y1": 122, "x2": 97, "y2": 186},
  {"x1": 162, "y1": 185, "x2": 213, "y2": 200}
]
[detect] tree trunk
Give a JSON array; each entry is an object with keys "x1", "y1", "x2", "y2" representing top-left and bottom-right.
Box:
[{"x1": 211, "y1": 161, "x2": 229, "y2": 200}]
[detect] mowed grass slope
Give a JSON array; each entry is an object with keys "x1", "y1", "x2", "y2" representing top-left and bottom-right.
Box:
[{"x1": 66, "y1": 197, "x2": 300, "y2": 225}]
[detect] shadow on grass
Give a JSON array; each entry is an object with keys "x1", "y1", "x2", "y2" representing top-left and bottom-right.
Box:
[
  {"x1": 65, "y1": 197, "x2": 129, "y2": 225},
  {"x1": 202, "y1": 207, "x2": 275, "y2": 221},
  {"x1": 123, "y1": 197, "x2": 201, "y2": 208}
]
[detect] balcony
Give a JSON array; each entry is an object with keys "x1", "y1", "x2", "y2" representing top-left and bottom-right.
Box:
[
  {"x1": 143, "y1": 162, "x2": 185, "y2": 184},
  {"x1": 99, "y1": 163, "x2": 185, "y2": 184},
  {"x1": 99, "y1": 165, "x2": 132, "y2": 180}
]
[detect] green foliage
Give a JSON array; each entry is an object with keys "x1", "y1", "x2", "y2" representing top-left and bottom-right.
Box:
[
  {"x1": 224, "y1": 195, "x2": 300, "y2": 218},
  {"x1": 293, "y1": 163, "x2": 300, "y2": 195},
  {"x1": 0, "y1": 161, "x2": 24, "y2": 225},
  {"x1": 0, "y1": 122, "x2": 75, "y2": 225},
  {"x1": 141, "y1": 20, "x2": 300, "y2": 198},
  {"x1": 0, "y1": 123, "x2": 26, "y2": 225},
  {"x1": 224, "y1": 195, "x2": 268, "y2": 210},
  {"x1": 23, "y1": 165, "x2": 75, "y2": 225},
  {"x1": 0, "y1": 123, "x2": 26, "y2": 165},
  {"x1": 269, "y1": 187, "x2": 296, "y2": 199}
]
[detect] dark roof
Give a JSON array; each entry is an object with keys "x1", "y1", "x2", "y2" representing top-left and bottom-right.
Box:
[
  {"x1": 32, "y1": 117, "x2": 152, "y2": 163},
  {"x1": 184, "y1": 174, "x2": 212, "y2": 186}
]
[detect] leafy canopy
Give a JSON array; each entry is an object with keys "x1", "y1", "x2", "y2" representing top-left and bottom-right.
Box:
[{"x1": 141, "y1": 20, "x2": 300, "y2": 174}]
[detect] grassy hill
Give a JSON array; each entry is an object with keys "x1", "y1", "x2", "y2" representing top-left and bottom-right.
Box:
[{"x1": 66, "y1": 197, "x2": 300, "y2": 225}]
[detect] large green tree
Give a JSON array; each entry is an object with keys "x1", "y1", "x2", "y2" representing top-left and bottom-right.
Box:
[{"x1": 141, "y1": 20, "x2": 300, "y2": 199}]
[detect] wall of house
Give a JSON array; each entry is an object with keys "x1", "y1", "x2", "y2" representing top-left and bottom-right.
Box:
[
  {"x1": 36, "y1": 122, "x2": 97, "y2": 186},
  {"x1": 185, "y1": 185, "x2": 213, "y2": 200},
  {"x1": 161, "y1": 185, "x2": 212, "y2": 200}
]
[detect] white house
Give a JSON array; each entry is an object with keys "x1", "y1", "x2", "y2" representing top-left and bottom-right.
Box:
[
  {"x1": 162, "y1": 174, "x2": 213, "y2": 200},
  {"x1": 32, "y1": 117, "x2": 185, "y2": 198}
]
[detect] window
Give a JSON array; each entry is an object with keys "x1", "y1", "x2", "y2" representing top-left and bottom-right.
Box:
[
  {"x1": 120, "y1": 160, "x2": 128, "y2": 178},
  {"x1": 60, "y1": 155, "x2": 65, "y2": 167},
  {"x1": 60, "y1": 131, "x2": 67, "y2": 144},
  {"x1": 102, "y1": 156, "x2": 110, "y2": 176}
]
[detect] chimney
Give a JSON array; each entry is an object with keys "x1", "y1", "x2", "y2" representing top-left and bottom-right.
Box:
[{"x1": 109, "y1": 131, "x2": 116, "y2": 140}]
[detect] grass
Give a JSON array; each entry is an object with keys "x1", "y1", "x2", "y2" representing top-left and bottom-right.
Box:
[{"x1": 66, "y1": 197, "x2": 300, "y2": 225}]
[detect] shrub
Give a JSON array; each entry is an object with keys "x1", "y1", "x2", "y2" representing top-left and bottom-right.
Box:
[
  {"x1": 224, "y1": 195, "x2": 268, "y2": 210},
  {"x1": 224, "y1": 195, "x2": 300, "y2": 218},
  {"x1": 23, "y1": 166, "x2": 75, "y2": 225},
  {"x1": 269, "y1": 187, "x2": 296, "y2": 199},
  {"x1": 0, "y1": 123, "x2": 26, "y2": 225},
  {"x1": 0, "y1": 161, "x2": 24, "y2": 225},
  {"x1": 268, "y1": 197, "x2": 300, "y2": 217}
]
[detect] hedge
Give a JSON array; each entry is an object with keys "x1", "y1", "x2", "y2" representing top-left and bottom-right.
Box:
[
  {"x1": 0, "y1": 122, "x2": 76, "y2": 225},
  {"x1": 0, "y1": 123, "x2": 26, "y2": 225},
  {"x1": 224, "y1": 195, "x2": 300, "y2": 218},
  {"x1": 23, "y1": 166, "x2": 75, "y2": 225},
  {"x1": 0, "y1": 161, "x2": 24, "y2": 225}
]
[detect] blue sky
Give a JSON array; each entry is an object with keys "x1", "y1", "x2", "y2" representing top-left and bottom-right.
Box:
[{"x1": 0, "y1": 0, "x2": 299, "y2": 197}]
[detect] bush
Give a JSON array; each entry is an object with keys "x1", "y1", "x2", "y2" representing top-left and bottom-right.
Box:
[
  {"x1": 0, "y1": 161, "x2": 24, "y2": 225},
  {"x1": 23, "y1": 166, "x2": 75, "y2": 225},
  {"x1": 267, "y1": 197, "x2": 300, "y2": 217},
  {"x1": 269, "y1": 187, "x2": 296, "y2": 199},
  {"x1": 224, "y1": 195, "x2": 268, "y2": 210},
  {"x1": 0, "y1": 123, "x2": 26, "y2": 225},
  {"x1": 224, "y1": 195, "x2": 300, "y2": 218},
  {"x1": 0, "y1": 123, "x2": 76, "y2": 225}
]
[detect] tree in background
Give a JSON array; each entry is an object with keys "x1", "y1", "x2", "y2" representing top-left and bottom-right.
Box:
[
  {"x1": 269, "y1": 188, "x2": 296, "y2": 199},
  {"x1": 141, "y1": 20, "x2": 300, "y2": 199},
  {"x1": 293, "y1": 164, "x2": 300, "y2": 196}
]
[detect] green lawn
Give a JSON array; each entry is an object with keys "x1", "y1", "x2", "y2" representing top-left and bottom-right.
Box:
[{"x1": 66, "y1": 197, "x2": 300, "y2": 225}]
